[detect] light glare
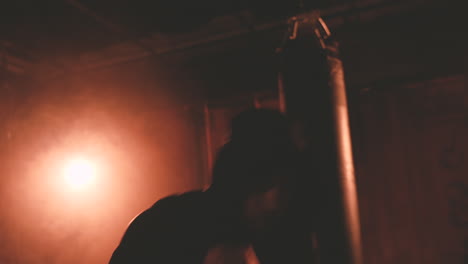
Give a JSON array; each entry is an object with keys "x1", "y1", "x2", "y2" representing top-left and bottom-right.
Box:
[{"x1": 64, "y1": 158, "x2": 95, "y2": 190}]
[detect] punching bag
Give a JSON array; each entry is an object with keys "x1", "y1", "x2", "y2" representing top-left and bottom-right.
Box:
[{"x1": 277, "y1": 13, "x2": 363, "y2": 264}]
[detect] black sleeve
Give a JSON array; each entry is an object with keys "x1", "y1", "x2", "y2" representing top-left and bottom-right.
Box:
[{"x1": 109, "y1": 198, "x2": 180, "y2": 264}]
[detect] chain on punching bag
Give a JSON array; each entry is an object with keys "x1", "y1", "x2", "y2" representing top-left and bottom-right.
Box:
[{"x1": 277, "y1": 12, "x2": 363, "y2": 264}]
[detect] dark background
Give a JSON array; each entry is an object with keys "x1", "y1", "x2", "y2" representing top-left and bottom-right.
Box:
[{"x1": 0, "y1": 0, "x2": 465, "y2": 263}]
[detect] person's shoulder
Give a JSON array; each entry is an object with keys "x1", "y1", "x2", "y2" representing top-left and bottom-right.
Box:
[
  {"x1": 110, "y1": 191, "x2": 209, "y2": 263},
  {"x1": 150, "y1": 190, "x2": 206, "y2": 213},
  {"x1": 130, "y1": 190, "x2": 207, "y2": 227}
]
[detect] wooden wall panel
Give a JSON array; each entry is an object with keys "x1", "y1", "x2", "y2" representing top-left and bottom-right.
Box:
[{"x1": 353, "y1": 75, "x2": 467, "y2": 264}]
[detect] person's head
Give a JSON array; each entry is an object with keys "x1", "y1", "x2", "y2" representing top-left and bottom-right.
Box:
[{"x1": 209, "y1": 108, "x2": 298, "y2": 232}]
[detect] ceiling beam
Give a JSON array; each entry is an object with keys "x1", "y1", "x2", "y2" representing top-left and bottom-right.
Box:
[
  {"x1": 64, "y1": 0, "x2": 156, "y2": 54},
  {"x1": 41, "y1": 0, "x2": 430, "y2": 80}
]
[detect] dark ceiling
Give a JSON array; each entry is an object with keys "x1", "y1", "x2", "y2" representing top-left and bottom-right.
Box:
[
  {"x1": 0, "y1": 0, "x2": 320, "y2": 61},
  {"x1": 0, "y1": 0, "x2": 362, "y2": 74},
  {"x1": 0, "y1": 0, "x2": 459, "y2": 96}
]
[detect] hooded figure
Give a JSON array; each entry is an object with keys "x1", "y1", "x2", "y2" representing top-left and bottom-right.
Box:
[{"x1": 109, "y1": 108, "x2": 315, "y2": 264}]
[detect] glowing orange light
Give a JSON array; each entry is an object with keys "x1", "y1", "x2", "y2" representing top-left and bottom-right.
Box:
[{"x1": 63, "y1": 158, "x2": 96, "y2": 190}]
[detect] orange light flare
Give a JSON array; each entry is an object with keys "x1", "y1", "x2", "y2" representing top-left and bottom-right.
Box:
[
  {"x1": 63, "y1": 158, "x2": 97, "y2": 191},
  {"x1": 44, "y1": 149, "x2": 111, "y2": 205}
]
